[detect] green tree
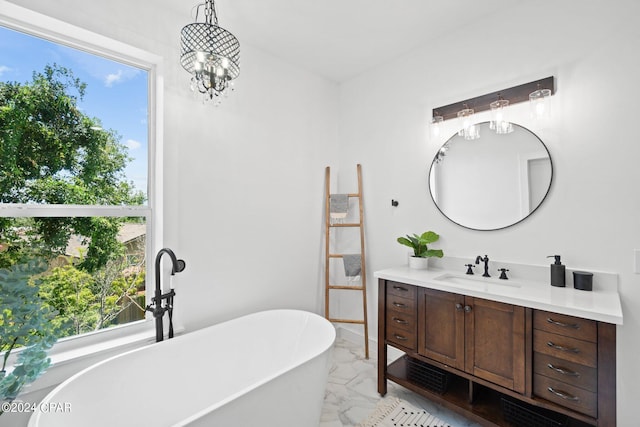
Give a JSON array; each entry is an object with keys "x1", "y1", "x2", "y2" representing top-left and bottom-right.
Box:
[
  {"x1": 38, "y1": 255, "x2": 146, "y2": 336},
  {"x1": 92, "y1": 254, "x2": 146, "y2": 329},
  {"x1": 0, "y1": 64, "x2": 145, "y2": 271},
  {"x1": 38, "y1": 264, "x2": 98, "y2": 337}
]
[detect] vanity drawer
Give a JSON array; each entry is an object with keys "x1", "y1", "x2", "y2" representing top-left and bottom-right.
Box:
[
  {"x1": 534, "y1": 374, "x2": 597, "y2": 418},
  {"x1": 386, "y1": 294, "x2": 416, "y2": 317},
  {"x1": 387, "y1": 281, "x2": 417, "y2": 299},
  {"x1": 533, "y1": 330, "x2": 597, "y2": 368},
  {"x1": 386, "y1": 323, "x2": 416, "y2": 350},
  {"x1": 533, "y1": 310, "x2": 596, "y2": 343},
  {"x1": 387, "y1": 309, "x2": 415, "y2": 333},
  {"x1": 534, "y1": 352, "x2": 597, "y2": 392}
]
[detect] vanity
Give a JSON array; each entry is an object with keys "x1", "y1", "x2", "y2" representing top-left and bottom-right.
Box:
[{"x1": 375, "y1": 262, "x2": 622, "y2": 427}]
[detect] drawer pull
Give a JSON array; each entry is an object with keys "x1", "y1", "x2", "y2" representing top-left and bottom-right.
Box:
[
  {"x1": 547, "y1": 386, "x2": 580, "y2": 402},
  {"x1": 392, "y1": 285, "x2": 409, "y2": 292},
  {"x1": 547, "y1": 341, "x2": 580, "y2": 353},
  {"x1": 392, "y1": 302, "x2": 408, "y2": 308},
  {"x1": 393, "y1": 334, "x2": 407, "y2": 341},
  {"x1": 547, "y1": 317, "x2": 580, "y2": 329},
  {"x1": 392, "y1": 317, "x2": 409, "y2": 325},
  {"x1": 547, "y1": 363, "x2": 580, "y2": 377}
]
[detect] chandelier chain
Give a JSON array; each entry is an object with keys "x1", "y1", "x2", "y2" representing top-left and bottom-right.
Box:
[{"x1": 205, "y1": 0, "x2": 218, "y2": 26}]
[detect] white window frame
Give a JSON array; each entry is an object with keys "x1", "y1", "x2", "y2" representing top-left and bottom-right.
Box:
[{"x1": 0, "y1": 0, "x2": 164, "y2": 363}]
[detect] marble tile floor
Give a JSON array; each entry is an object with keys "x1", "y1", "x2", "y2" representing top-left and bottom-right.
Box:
[{"x1": 320, "y1": 337, "x2": 482, "y2": 427}]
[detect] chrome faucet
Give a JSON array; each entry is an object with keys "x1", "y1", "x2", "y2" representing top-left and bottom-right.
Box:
[
  {"x1": 146, "y1": 248, "x2": 186, "y2": 342},
  {"x1": 475, "y1": 255, "x2": 490, "y2": 277}
]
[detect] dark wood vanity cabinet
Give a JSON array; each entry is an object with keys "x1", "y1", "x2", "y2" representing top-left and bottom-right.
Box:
[
  {"x1": 378, "y1": 278, "x2": 616, "y2": 427},
  {"x1": 417, "y1": 288, "x2": 526, "y2": 393}
]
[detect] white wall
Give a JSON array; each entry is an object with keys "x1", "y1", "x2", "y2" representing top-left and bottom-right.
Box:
[
  {"x1": 167, "y1": 42, "x2": 340, "y2": 330},
  {"x1": 335, "y1": 1, "x2": 640, "y2": 424}
]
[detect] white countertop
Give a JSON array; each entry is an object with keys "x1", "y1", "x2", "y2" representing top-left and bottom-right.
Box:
[{"x1": 374, "y1": 265, "x2": 623, "y2": 325}]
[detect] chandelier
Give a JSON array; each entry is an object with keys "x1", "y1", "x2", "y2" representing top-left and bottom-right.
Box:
[{"x1": 180, "y1": 0, "x2": 240, "y2": 105}]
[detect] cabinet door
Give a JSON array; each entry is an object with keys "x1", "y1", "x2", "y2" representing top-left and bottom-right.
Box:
[
  {"x1": 465, "y1": 297, "x2": 526, "y2": 393},
  {"x1": 417, "y1": 288, "x2": 465, "y2": 370}
]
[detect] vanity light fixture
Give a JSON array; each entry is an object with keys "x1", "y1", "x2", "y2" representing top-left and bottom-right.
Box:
[
  {"x1": 457, "y1": 105, "x2": 480, "y2": 140},
  {"x1": 530, "y1": 84, "x2": 552, "y2": 119},
  {"x1": 180, "y1": 0, "x2": 240, "y2": 105},
  {"x1": 489, "y1": 95, "x2": 513, "y2": 134},
  {"x1": 432, "y1": 76, "x2": 555, "y2": 133}
]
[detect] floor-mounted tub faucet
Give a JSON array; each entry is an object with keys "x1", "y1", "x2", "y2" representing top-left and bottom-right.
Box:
[
  {"x1": 147, "y1": 248, "x2": 186, "y2": 342},
  {"x1": 475, "y1": 255, "x2": 490, "y2": 277}
]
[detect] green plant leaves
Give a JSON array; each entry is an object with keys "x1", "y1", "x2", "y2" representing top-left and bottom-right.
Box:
[
  {"x1": 397, "y1": 231, "x2": 443, "y2": 258},
  {"x1": 424, "y1": 249, "x2": 444, "y2": 258},
  {"x1": 418, "y1": 231, "x2": 439, "y2": 245},
  {"x1": 0, "y1": 259, "x2": 58, "y2": 403}
]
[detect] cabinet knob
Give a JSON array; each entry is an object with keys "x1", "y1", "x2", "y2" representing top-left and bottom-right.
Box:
[
  {"x1": 455, "y1": 303, "x2": 463, "y2": 311},
  {"x1": 464, "y1": 305, "x2": 472, "y2": 313}
]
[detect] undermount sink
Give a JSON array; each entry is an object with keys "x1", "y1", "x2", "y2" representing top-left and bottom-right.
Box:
[{"x1": 434, "y1": 273, "x2": 522, "y2": 291}]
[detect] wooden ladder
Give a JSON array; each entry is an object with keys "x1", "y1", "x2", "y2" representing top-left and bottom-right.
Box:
[{"x1": 324, "y1": 164, "x2": 369, "y2": 359}]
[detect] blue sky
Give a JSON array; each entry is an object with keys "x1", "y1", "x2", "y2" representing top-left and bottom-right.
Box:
[{"x1": 0, "y1": 25, "x2": 148, "y2": 198}]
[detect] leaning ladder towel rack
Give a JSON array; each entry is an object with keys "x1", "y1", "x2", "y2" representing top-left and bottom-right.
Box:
[{"x1": 324, "y1": 164, "x2": 369, "y2": 359}]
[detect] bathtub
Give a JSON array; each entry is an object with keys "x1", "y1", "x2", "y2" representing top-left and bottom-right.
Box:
[{"x1": 29, "y1": 309, "x2": 335, "y2": 427}]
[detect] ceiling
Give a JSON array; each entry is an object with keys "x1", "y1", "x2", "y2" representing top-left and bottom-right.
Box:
[{"x1": 199, "y1": 0, "x2": 522, "y2": 82}]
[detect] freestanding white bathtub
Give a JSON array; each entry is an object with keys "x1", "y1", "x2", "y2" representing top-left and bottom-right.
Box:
[{"x1": 29, "y1": 309, "x2": 335, "y2": 427}]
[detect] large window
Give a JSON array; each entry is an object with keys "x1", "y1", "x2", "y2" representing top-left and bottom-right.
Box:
[{"x1": 0, "y1": 7, "x2": 161, "y2": 347}]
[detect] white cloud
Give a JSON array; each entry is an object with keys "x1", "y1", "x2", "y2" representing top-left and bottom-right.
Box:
[
  {"x1": 0, "y1": 65, "x2": 10, "y2": 77},
  {"x1": 125, "y1": 139, "x2": 142, "y2": 150},
  {"x1": 104, "y1": 68, "x2": 140, "y2": 87},
  {"x1": 104, "y1": 70, "x2": 123, "y2": 87}
]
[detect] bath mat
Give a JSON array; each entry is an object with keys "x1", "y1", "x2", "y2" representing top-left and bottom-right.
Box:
[{"x1": 357, "y1": 397, "x2": 451, "y2": 427}]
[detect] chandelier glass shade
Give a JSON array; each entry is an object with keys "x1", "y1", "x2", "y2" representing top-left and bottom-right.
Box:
[{"x1": 180, "y1": 0, "x2": 240, "y2": 104}]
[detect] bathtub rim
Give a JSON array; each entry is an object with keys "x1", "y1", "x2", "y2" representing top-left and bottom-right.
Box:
[{"x1": 28, "y1": 309, "x2": 336, "y2": 427}]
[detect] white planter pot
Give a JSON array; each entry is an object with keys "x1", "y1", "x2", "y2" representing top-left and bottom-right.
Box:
[{"x1": 408, "y1": 256, "x2": 430, "y2": 270}]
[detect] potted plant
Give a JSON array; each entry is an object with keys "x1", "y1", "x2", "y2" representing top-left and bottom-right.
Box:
[
  {"x1": 0, "y1": 259, "x2": 58, "y2": 410},
  {"x1": 397, "y1": 231, "x2": 444, "y2": 269}
]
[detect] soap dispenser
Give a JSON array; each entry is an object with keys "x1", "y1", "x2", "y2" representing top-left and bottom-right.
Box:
[{"x1": 547, "y1": 255, "x2": 566, "y2": 287}]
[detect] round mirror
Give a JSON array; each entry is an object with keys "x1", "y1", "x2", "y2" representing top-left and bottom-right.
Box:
[{"x1": 428, "y1": 122, "x2": 552, "y2": 231}]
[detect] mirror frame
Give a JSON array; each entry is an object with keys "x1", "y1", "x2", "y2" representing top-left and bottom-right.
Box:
[{"x1": 428, "y1": 122, "x2": 553, "y2": 231}]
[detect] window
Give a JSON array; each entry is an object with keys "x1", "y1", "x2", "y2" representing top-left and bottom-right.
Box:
[{"x1": 0, "y1": 4, "x2": 163, "y2": 348}]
